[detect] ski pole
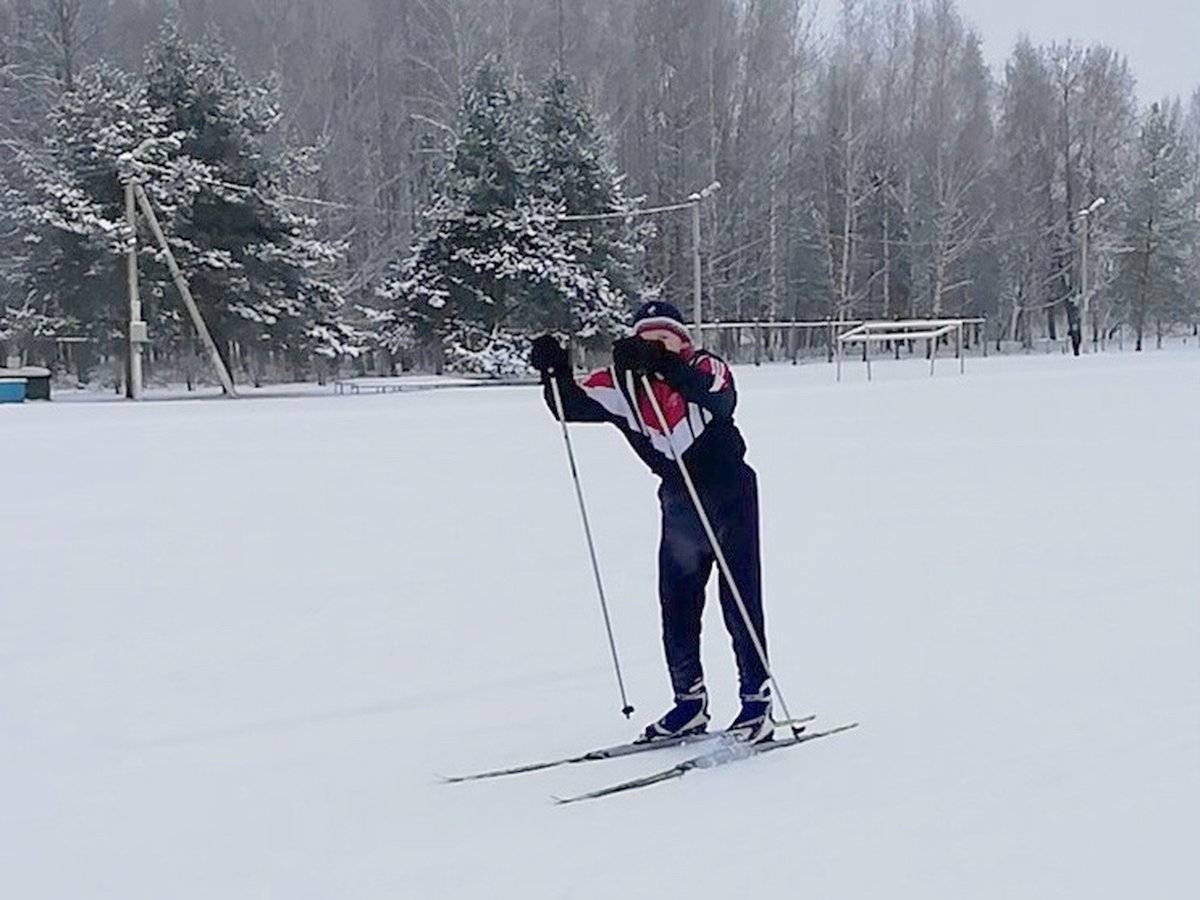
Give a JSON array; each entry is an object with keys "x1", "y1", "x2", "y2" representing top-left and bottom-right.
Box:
[
  {"x1": 637, "y1": 373, "x2": 801, "y2": 735},
  {"x1": 547, "y1": 369, "x2": 635, "y2": 719}
]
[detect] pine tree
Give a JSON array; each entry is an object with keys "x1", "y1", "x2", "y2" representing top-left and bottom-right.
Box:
[
  {"x1": 9, "y1": 29, "x2": 349, "y2": 382},
  {"x1": 380, "y1": 60, "x2": 628, "y2": 375},
  {"x1": 1121, "y1": 100, "x2": 1199, "y2": 350},
  {"x1": 141, "y1": 28, "x2": 346, "y2": 374},
  {"x1": 13, "y1": 63, "x2": 180, "y2": 358},
  {"x1": 531, "y1": 72, "x2": 643, "y2": 347}
]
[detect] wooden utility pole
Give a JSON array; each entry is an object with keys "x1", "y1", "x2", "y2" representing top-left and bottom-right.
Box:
[
  {"x1": 132, "y1": 182, "x2": 237, "y2": 396},
  {"x1": 124, "y1": 182, "x2": 146, "y2": 399}
]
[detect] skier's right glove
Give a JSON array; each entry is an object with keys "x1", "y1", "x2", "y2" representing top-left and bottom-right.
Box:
[
  {"x1": 530, "y1": 334, "x2": 569, "y2": 376},
  {"x1": 612, "y1": 336, "x2": 671, "y2": 375}
]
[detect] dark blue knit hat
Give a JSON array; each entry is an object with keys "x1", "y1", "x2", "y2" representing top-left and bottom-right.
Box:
[
  {"x1": 633, "y1": 300, "x2": 685, "y2": 325},
  {"x1": 632, "y1": 300, "x2": 692, "y2": 345}
]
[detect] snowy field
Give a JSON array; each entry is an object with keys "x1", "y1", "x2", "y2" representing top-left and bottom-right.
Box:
[{"x1": 3, "y1": 349, "x2": 1198, "y2": 899}]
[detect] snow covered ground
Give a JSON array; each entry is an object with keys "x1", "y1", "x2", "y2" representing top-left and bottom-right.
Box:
[{"x1": 3, "y1": 349, "x2": 1198, "y2": 899}]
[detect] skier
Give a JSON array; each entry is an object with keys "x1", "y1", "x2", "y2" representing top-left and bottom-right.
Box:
[{"x1": 530, "y1": 301, "x2": 775, "y2": 744}]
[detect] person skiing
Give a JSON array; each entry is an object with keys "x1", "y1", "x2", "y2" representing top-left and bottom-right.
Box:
[{"x1": 530, "y1": 301, "x2": 775, "y2": 744}]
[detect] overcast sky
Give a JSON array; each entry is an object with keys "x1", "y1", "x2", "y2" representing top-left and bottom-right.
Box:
[{"x1": 953, "y1": 0, "x2": 1200, "y2": 103}]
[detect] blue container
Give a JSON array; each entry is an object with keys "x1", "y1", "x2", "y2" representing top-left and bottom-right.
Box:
[{"x1": 0, "y1": 378, "x2": 27, "y2": 403}]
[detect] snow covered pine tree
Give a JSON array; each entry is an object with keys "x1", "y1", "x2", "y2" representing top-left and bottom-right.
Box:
[
  {"x1": 142, "y1": 28, "x2": 346, "y2": 376},
  {"x1": 531, "y1": 302, "x2": 778, "y2": 745},
  {"x1": 379, "y1": 62, "x2": 633, "y2": 375}
]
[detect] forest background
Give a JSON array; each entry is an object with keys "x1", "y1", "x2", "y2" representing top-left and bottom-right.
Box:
[{"x1": 1, "y1": 0, "x2": 1197, "y2": 382}]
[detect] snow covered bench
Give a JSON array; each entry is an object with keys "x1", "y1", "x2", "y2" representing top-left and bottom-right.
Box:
[
  {"x1": 0, "y1": 377, "x2": 26, "y2": 403},
  {"x1": 0, "y1": 366, "x2": 51, "y2": 401},
  {"x1": 333, "y1": 374, "x2": 536, "y2": 395},
  {"x1": 334, "y1": 378, "x2": 410, "y2": 395}
]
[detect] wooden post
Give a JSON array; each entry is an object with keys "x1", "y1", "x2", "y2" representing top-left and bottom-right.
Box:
[
  {"x1": 125, "y1": 182, "x2": 145, "y2": 400},
  {"x1": 132, "y1": 182, "x2": 237, "y2": 397}
]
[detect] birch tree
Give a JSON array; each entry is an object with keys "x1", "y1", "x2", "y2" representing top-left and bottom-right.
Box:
[{"x1": 1121, "y1": 100, "x2": 1198, "y2": 350}]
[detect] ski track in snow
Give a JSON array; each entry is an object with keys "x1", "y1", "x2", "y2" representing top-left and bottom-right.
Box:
[{"x1": 2, "y1": 349, "x2": 1198, "y2": 898}]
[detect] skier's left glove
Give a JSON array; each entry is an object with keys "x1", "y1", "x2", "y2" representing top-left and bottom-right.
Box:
[{"x1": 530, "y1": 334, "x2": 569, "y2": 376}]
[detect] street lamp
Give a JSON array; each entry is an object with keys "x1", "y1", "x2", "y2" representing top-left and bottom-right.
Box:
[
  {"x1": 688, "y1": 181, "x2": 721, "y2": 346},
  {"x1": 1078, "y1": 197, "x2": 1107, "y2": 351},
  {"x1": 557, "y1": 181, "x2": 721, "y2": 348}
]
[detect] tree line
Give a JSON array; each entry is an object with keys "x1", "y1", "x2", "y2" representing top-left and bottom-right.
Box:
[{"x1": 1, "y1": 0, "x2": 1197, "y2": 385}]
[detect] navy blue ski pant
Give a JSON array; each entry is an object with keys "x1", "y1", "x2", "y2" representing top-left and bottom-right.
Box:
[{"x1": 657, "y1": 462, "x2": 768, "y2": 697}]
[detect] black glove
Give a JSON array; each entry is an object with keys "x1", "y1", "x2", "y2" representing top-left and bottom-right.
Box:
[
  {"x1": 530, "y1": 334, "x2": 569, "y2": 375},
  {"x1": 612, "y1": 336, "x2": 672, "y2": 375}
]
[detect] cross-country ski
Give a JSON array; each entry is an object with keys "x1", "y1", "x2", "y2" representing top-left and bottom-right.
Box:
[
  {"x1": 442, "y1": 715, "x2": 817, "y2": 783},
  {"x1": 441, "y1": 732, "x2": 718, "y2": 783},
  {"x1": 553, "y1": 723, "x2": 860, "y2": 805}
]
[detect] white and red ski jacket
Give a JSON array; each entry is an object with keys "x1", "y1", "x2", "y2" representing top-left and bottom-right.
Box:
[{"x1": 544, "y1": 349, "x2": 747, "y2": 486}]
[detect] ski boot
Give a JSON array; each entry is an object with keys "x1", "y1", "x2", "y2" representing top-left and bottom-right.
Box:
[
  {"x1": 726, "y1": 681, "x2": 775, "y2": 745},
  {"x1": 636, "y1": 681, "x2": 710, "y2": 743}
]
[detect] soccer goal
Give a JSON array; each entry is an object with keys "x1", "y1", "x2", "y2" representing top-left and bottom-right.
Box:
[{"x1": 836, "y1": 318, "x2": 987, "y2": 381}]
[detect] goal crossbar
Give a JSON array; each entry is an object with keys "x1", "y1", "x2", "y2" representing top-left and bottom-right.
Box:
[
  {"x1": 839, "y1": 326, "x2": 957, "y2": 343},
  {"x1": 692, "y1": 320, "x2": 866, "y2": 330}
]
